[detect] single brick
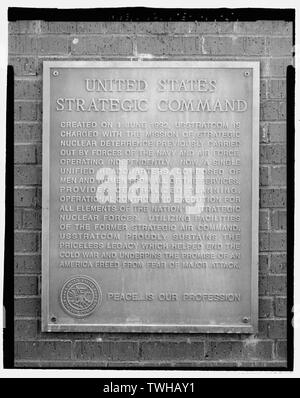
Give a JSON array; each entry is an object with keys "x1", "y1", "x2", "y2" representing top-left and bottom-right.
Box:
[
  {"x1": 259, "y1": 232, "x2": 269, "y2": 251},
  {"x1": 15, "y1": 341, "x2": 72, "y2": 360},
  {"x1": 140, "y1": 341, "x2": 204, "y2": 361},
  {"x1": 270, "y1": 232, "x2": 287, "y2": 251},
  {"x1": 259, "y1": 166, "x2": 269, "y2": 186},
  {"x1": 274, "y1": 297, "x2": 287, "y2": 317},
  {"x1": 259, "y1": 276, "x2": 267, "y2": 295},
  {"x1": 276, "y1": 340, "x2": 287, "y2": 359},
  {"x1": 14, "y1": 275, "x2": 39, "y2": 295},
  {"x1": 260, "y1": 123, "x2": 270, "y2": 143},
  {"x1": 259, "y1": 319, "x2": 287, "y2": 339},
  {"x1": 259, "y1": 209, "x2": 269, "y2": 230},
  {"x1": 174, "y1": 37, "x2": 199, "y2": 55},
  {"x1": 14, "y1": 187, "x2": 40, "y2": 208},
  {"x1": 77, "y1": 21, "x2": 136, "y2": 34},
  {"x1": 257, "y1": 319, "x2": 269, "y2": 338},
  {"x1": 205, "y1": 341, "x2": 243, "y2": 360},
  {"x1": 269, "y1": 80, "x2": 286, "y2": 99},
  {"x1": 196, "y1": 22, "x2": 234, "y2": 34},
  {"x1": 70, "y1": 36, "x2": 133, "y2": 55},
  {"x1": 98, "y1": 22, "x2": 136, "y2": 34},
  {"x1": 270, "y1": 254, "x2": 287, "y2": 273},
  {"x1": 9, "y1": 21, "x2": 40, "y2": 34},
  {"x1": 271, "y1": 210, "x2": 287, "y2": 230},
  {"x1": 14, "y1": 231, "x2": 40, "y2": 252},
  {"x1": 23, "y1": 209, "x2": 42, "y2": 230},
  {"x1": 260, "y1": 101, "x2": 286, "y2": 121},
  {"x1": 243, "y1": 37, "x2": 266, "y2": 55},
  {"x1": 14, "y1": 297, "x2": 40, "y2": 316},
  {"x1": 15, "y1": 319, "x2": 38, "y2": 339},
  {"x1": 37, "y1": 36, "x2": 69, "y2": 55},
  {"x1": 234, "y1": 21, "x2": 292, "y2": 35},
  {"x1": 135, "y1": 22, "x2": 167, "y2": 34},
  {"x1": 270, "y1": 209, "x2": 287, "y2": 230},
  {"x1": 260, "y1": 144, "x2": 286, "y2": 164},
  {"x1": 267, "y1": 37, "x2": 293, "y2": 56},
  {"x1": 14, "y1": 123, "x2": 42, "y2": 143},
  {"x1": 259, "y1": 275, "x2": 286, "y2": 295},
  {"x1": 76, "y1": 22, "x2": 107, "y2": 34},
  {"x1": 8, "y1": 35, "x2": 37, "y2": 54},
  {"x1": 269, "y1": 123, "x2": 286, "y2": 143},
  {"x1": 165, "y1": 22, "x2": 197, "y2": 34},
  {"x1": 14, "y1": 165, "x2": 42, "y2": 185},
  {"x1": 270, "y1": 166, "x2": 286, "y2": 186},
  {"x1": 268, "y1": 320, "x2": 287, "y2": 339},
  {"x1": 14, "y1": 209, "x2": 23, "y2": 229},
  {"x1": 202, "y1": 36, "x2": 243, "y2": 55},
  {"x1": 8, "y1": 56, "x2": 37, "y2": 76},
  {"x1": 136, "y1": 35, "x2": 199, "y2": 55},
  {"x1": 14, "y1": 144, "x2": 36, "y2": 164},
  {"x1": 14, "y1": 79, "x2": 42, "y2": 99},
  {"x1": 14, "y1": 254, "x2": 41, "y2": 273},
  {"x1": 40, "y1": 21, "x2": 77, "y2": 34},
  {"x1": 259, "y1": 297, "x2": 274, "y2": 318},
  {"x1": 37, "y1": 187, "x2": 42, "y2": 206},
  {"x1": 243, "y1": 341, "x2": 273, "y2": 360},
  {"x1": 260, "y1": 80, "x2": 267, "y2": 99},
  {"x1": 36, "y1": 143, "x2": 42, "y2": 164},
  {"x1": 259, "y1": 254, "x2": 269, "y2": 273},
  {"x1": 74, "y1": 341, "x2": 139, "y2": 361},
  {"x1": 14, "y1": 101, "x2": 42, "y2": 121},
  {"x1": 260, "y1": 188, "x2": 286, "y2": 208}
]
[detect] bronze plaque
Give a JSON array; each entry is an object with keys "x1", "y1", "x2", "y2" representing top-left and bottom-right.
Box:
[{"x1": 42, "y1": 61, "x2": 259, "y2": 332}]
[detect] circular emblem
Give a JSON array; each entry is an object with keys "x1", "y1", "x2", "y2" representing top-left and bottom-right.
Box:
[{"x1": 60, "y1": 276, "x2": 101, "y2": 317}]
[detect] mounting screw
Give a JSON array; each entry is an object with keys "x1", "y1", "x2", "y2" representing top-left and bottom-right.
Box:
[
  {"x1": 242, "y1": 316, "x2": 250, "y2": 323},
  {"x1": 50, "y1": 316, "x2": 57, "y2": 323},
  {"x1": 244, "y1": 71, "x2": 250, "y2": 77},
  {"x1": 52, "y1": 70, "x2": 59, "y2": 76}
]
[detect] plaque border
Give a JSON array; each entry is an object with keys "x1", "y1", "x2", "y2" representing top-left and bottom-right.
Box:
[{"x1": 42, "y1": 61, "x2": 259, "y2": 333}]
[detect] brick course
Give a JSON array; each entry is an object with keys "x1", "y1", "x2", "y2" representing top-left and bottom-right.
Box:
[{"x1": 10, "y1": 19, "x2": 291, "y2": 368}]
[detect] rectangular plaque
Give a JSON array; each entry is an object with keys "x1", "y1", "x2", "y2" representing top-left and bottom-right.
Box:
[{"x1": 42, "y1": 61, "x2": 259, "y2": 333}]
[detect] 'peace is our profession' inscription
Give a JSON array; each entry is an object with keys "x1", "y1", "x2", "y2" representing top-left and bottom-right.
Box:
[{"x1": 42, "y1": 62, "x2": 259, "y2": 333}]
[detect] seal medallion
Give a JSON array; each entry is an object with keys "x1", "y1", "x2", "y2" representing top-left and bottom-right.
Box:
[{"x1": 60, "y1": 276, "x2": 101, "y2": 317}]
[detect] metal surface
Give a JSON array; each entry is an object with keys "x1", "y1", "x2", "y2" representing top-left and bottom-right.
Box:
[{"x1": 42, "y1": 61, "x2": 259, "y2": 333}]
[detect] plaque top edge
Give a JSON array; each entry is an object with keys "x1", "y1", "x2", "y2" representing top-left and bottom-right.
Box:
[{"x1": 42, "y1": 60, "x2": 260, "y2": 70}]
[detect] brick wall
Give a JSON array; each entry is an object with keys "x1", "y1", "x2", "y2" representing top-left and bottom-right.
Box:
[{"x1": 10, "y1": 20, "x2": 292, "y2": 368}]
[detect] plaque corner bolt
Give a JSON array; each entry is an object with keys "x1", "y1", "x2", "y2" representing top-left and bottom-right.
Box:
[
  {"x1": 244, "y1": 71, "x2": 250, "y2": 77},
  {"x1": 242, "y1": 316, "x2": 250, "y2": 324},
  {"x1": 50, "y1": 316, "x2": 57, "y2": 323},
  {"x1": 52, "y1": 70, "x2": 59, "y2": 77}
]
